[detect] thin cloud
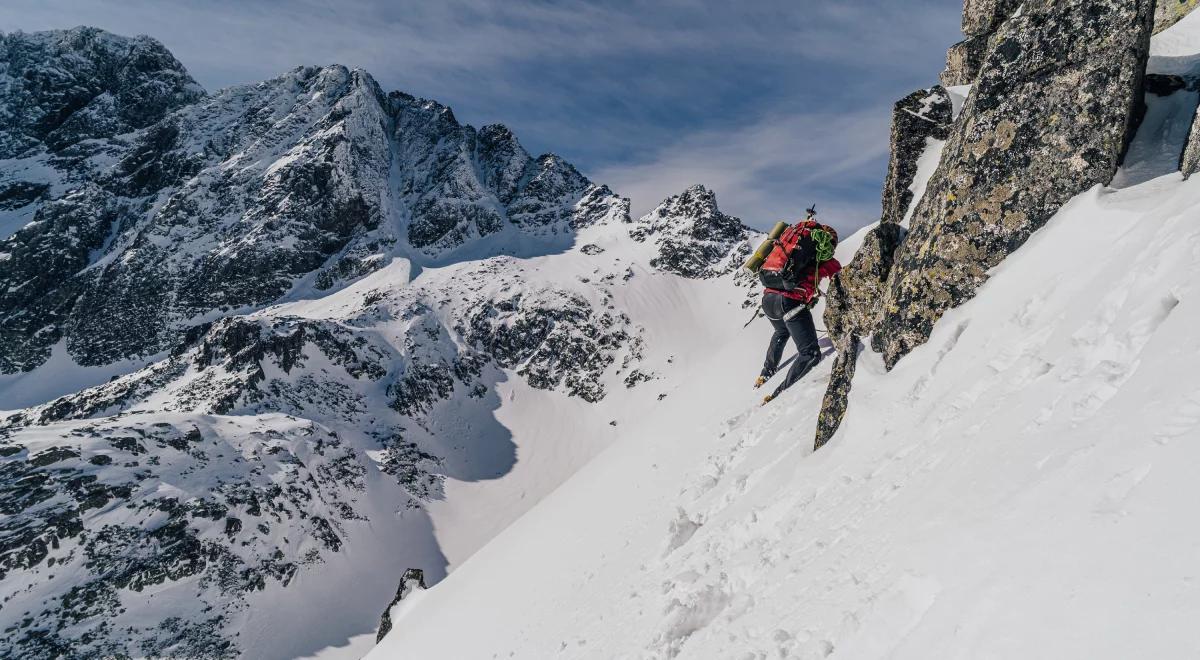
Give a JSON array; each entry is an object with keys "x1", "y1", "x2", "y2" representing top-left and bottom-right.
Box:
[
  {"x1": 0, "y1": 0, "x2": 962, "y2": 236},
  {"x1": 594, "y1": 107, "x2": 893, "y2": 233}
]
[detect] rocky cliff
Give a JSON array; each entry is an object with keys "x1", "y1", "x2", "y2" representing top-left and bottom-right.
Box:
[{"x1": 818, "y1": 0, "x2": 1158, "y2": 447}]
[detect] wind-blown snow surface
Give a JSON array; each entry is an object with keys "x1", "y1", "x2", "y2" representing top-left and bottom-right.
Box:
[{"x1": 370, "y1": 167, "x2": 1200, "y2": 660}]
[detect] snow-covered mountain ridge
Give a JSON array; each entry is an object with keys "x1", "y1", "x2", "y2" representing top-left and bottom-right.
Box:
[{"x1": 0, "y1": 27, "x2": 757, "y2": 659}]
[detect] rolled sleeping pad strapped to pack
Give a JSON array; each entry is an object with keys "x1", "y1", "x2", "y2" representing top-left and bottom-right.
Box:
[{"x1": 744, "y1": 221, "x2": 789, "y2": 272}]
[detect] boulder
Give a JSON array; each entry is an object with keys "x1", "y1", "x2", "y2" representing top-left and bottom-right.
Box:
[{"x1": 873, "y1": 0, "x2": 1155, "y2": 368}]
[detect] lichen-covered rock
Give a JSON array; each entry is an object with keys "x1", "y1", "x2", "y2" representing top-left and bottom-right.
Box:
[
  {"x1": 881, "y1": 87, "x2": 953, "y2": 226},
  {"x1": 1155, "y1": 0, "x2": 1200, "y2": 33},
  {"x1": 940, "y1": 36, "x2": 989, "y2": 87},
  {"x1": 961, "y1": 0, "x2": 1022, "y2": 36},
  {"x1": 631, "y1": 185, "x2": 752, "y2": 278},
  {"x1": 945, "y1": 0, "x2": 1022, "y2": 86},
  {"x1": 823, "y1": 222, "x2": 907, "y2": 347},
  {"x1": 873, "y1": 0, "x2": 1155, "y2": 368}
]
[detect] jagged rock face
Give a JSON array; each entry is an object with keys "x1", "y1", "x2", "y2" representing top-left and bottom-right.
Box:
[
  {"x1": 1155, "y1": 0, "x2": 1200, "y2": 33},
  {"x1": 821, "y1": 85, "x2": 949, "y2": 350},
  {"x1": 940, "y1": 36, "x2": 988, "y2": 87},
  {"x1": 391, "y1": 94, "x2": 626, "y2": 253},
  {"x1": 943, "y1": 0, "x2": 1021, "y2": 86},
  {"x1": 824, "y1": 223, "x2": 907, "y2": 347},
  {"x1": 0, "y1": 29, "x2": 628, "y2": 374},
  {"x1": 881, "y1": 87, "x2": 953, "y2": 226},
  {"x1": 0, "y1": 64, "x2": 390, "y2": 372},
  {"x1": 873, "y1": 0, "x2": 1155, "y2": 368},
  {"x1": 0, "y1": 27, "x2": 204, "y2": 158},
  {"x1": 961, "y1": 0, "x2": 1022, "y2": 36},
  {"x1": 632, "y1": 185, "x2": 752, "y2": 278}
]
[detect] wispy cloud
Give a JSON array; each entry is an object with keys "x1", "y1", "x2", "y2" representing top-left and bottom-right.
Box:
[
  {"x1": 595, "y1": 107, "x2": 893, "y2": 233},
  {"x1": 0, "y1": 0, "x2": 963, "y2": 235}
]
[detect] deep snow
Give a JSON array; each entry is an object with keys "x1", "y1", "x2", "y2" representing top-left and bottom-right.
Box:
[
  {"x1": 368, "y1": 157, "x2": 1200, "y2": 660},
  {"x1": 366, "y1": 15, "x2": 1200, "y2": 658}
]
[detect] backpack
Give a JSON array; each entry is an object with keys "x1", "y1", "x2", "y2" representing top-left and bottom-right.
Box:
[{"x1": 758, "y1": 221, "x2": 838, "y2": 291}]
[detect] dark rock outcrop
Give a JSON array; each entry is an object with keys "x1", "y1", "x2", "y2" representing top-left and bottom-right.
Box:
[
  {"x1": 631, "y1": 185, "x2": 752, "y2": 279},
  {"x1": 961, "y1": 0, "x2": 1023, "y2": 36},
  {"x1": 816, "y1": 0, "x2": 1157, "y2": 449},
  {"x1": 873, "y1": 0, "x2": 1155, "y2": 368},
  {"x1": 881, "y1": 87, "x2": 953, "y2": 226},
  {"x1": 941, "y1": 0, "x2": 1021, "y2": 86},
  {"x1": 376, "y1": 568, "x2": 427, "y2": 642},
  {"x1": 814, "y1": 341, "x2": 862, "y2": 451},
  {"x1": 0, "y1": 27, "x2": 204, "y2": 158},
  {"x1": 824, "y1": 223, "x2": 907, "y2": 347},
  {"x1": 940, "y1": 36, "x2": 989, "y2": 87},
  {"x1": 1155, "y1": 0, "x2": 1200, "y2": 33}
]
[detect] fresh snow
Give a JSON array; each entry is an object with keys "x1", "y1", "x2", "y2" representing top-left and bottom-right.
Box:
[
  {"x1": 368, "y1": 165, "x2": 1200, "y2": 660},
  {"x1": 366, "y1": 22, "x2": 1200, "y2": 657}
]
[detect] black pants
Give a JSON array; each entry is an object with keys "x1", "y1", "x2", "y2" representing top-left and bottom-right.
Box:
[{"x1": 760, "y1": 292, "x2": 822, "y2": 397}]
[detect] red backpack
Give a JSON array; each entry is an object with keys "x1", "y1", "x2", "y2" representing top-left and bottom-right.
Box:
[{"x1": 758, "y1": 221, "x2": 836, "y2": 291}]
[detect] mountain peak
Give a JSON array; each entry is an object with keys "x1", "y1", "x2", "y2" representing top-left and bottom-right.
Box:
[{"x1": 0, "y1": 25, "x2": 204, "y2": 157}]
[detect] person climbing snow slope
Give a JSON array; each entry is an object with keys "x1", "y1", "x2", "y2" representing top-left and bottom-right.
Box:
[{"x1": 749, "y1": 208, "x2": 840, "y2": 405}]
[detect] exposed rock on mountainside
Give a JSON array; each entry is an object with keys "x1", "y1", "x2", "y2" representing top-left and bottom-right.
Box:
[
  {"x1": 0, "y1": 38, "x2": 626, "y2": 374},
  {"x1": 0, "y1": 27, "x2": 204, "y2": 158},
  {"x1": 873, "y1": 0, "x2": 1155, "y2": 368},
  {"x1": 940, "y1": 0, "x2": 1020, "y2": 85},
  {"x1": 632, "y1": 185, "x2": 751, "y2": 279},
  {"x1": 817, "y1": 0, "x2": 1157, "y2": 447},
  {"x1": 815, "y1": 85, "x2": 951, "y2": 449},
  {"x1": 376, "y1": 568, "x2": 427, "y2": 642},
  {"x1": 881, "y1": 87, "x2": 953, "y2": 227},
  {"x1": 824, "y1": 223, "x2": 906, "y2": 349},
  {"x1": 1156, "y1": 0, "x2": 1200, "y2": 33},
  {"x1": 822, "y1": 85, "x2": 951, "y2": 352}
]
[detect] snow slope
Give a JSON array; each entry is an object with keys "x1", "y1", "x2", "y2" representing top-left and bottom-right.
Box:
[
  {"x1": 369, "y1": 16, "x2": 1200, "y2": 656},
  {"x1": 370, "y1": 158, "x2": 1200, "y2": 660}
]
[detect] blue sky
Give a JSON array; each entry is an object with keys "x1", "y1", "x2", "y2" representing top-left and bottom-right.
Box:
[{"x1": 1, "y1": 0, "x2": 963, "y2": 233}]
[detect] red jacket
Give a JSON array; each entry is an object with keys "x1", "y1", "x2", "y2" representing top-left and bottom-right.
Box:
[{"x1": 766, "y1": 258, "x2": 842, "y2": 303}]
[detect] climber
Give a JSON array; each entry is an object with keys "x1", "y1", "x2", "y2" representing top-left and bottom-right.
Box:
[{"x1": 749, "y1": 207, "x2": 840, "y2": 405}]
